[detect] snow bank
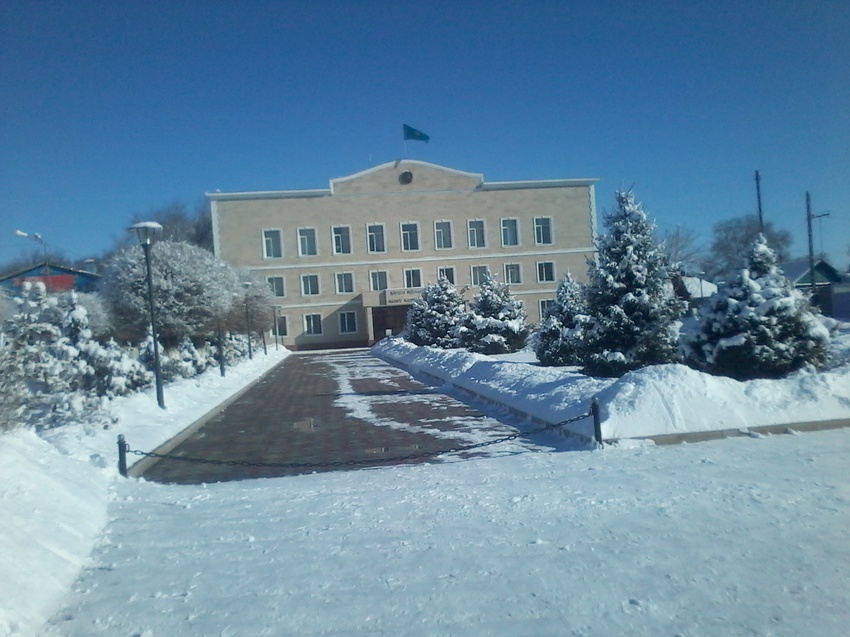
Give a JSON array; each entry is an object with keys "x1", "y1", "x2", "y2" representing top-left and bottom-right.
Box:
[
  {"x1": 0, "y1": 430, "x2": 106, "y2": 637},
  {"x1": 373, "y1": 338, "x2": 850, "y2": 440},
  {"x1": 0, "y1": 349, "x2": 288, "y2": 637}
]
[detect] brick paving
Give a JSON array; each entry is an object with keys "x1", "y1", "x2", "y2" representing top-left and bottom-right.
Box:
[{"x1": 141, "y1": 350, "x2": 518, "y2": 484}]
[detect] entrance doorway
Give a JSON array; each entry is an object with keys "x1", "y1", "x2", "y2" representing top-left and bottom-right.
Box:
[{"x1": 371, "y1": 305, "x2": 410, "y2": 340}]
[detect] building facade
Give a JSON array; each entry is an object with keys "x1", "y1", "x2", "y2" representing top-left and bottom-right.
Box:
[{"x1": 210, "y1": 160, "x2": 598, "y2": 350}]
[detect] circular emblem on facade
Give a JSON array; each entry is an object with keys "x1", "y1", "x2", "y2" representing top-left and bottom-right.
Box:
[{"x1": 398, "y1": 171, "x2": 413, "y2": 185}]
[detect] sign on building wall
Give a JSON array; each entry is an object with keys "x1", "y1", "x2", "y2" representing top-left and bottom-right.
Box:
[{"x1": 383, "y1": 288, "x2": 421, "y2": 306}]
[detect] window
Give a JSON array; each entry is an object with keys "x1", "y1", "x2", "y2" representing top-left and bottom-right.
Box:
[
  {"x1": 367, "y1": 224, "x2": 386, "y2": 253},
  {"x1": 339, "y1": 311, "x2": 357, "y2": 334},
  {"x1": 534, "y1": 217, "x2": 553, "y2": 245},
  {"x1": 267, "y1": 276, "x2": 285, "y2": 297},
  {"x1": 401, "y1": 222, "x2": 420, "y2": 251},
  {"x1": 304, "y1": 314, "x2": 322, "y2": 335},
  {"x1": 504, "y1": 263, "x2": 522, "y2": 285},
  {"x1": 437, "y1": 266, "x2": 455, "y2": 284},
  {"x1": 537, "y1": 261, "x2": 555, "y2": 282},
  {"x1": 333, "y1": 226, "x2": 351, "y2": 254},
  {"x1": 404, "y1": 268, "x2": 422, "y2": 288},
  {"x1": 540, "y1": 299, "x2": 556, "y2": 318},
  {"x1": 275, "y1": 315, "x2": 288, "y2": 337},
  {"x1": 263, "y1": 229, "x2": 282, "y2": 258},
  {"x1": 370, "y1": 270, "x2": 388, "y2": 291},
  {"x1": 301, "y1": 274, "x2": 320, "y2": 295},
  {"x1": 468, "y1": 219, "x2": 486, "y2": 248},
  {"x1": 434, "y1": 220, "x2": 453, "y2": 249},
  {"x1": 471, "y1": 265, "x2": 489, "y2": 286},
  {"x1": 335, "y1": 272, "x2": 354, "y2": 294},
  {"x1": 298, "y1": 228, "x2": 318, "y2": 256},
  {"x1": 501, "y1": 219, "x2": 519, "y2": 246}
]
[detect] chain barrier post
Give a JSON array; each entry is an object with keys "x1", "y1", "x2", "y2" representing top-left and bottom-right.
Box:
[
  {"x1": 117, "y1": 434, "x2": 128, "y2": 478},
  {"x1": 591, "y1": 397, "x2": 603, "y2": 448}
]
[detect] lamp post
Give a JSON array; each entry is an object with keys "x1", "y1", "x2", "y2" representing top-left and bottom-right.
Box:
[
  {"x1": 130, "y1": 221, "x2": 165, "y2": 409},
  {"x1": 15, "y1": 229, "x2": 49, "y2": 288},
  {"x1": 243, "y1": 281, "x2": 253, "y2": 360}
]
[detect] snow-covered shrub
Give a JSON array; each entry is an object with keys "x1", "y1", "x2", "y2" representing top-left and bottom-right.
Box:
[
  {"x1": 578, "y1": 191, "x2": 687, "y2": 377},
  {"x1": 534, "y1": 273, "x2": 587, "y2": 366},
  {"x1": 79, "y1": 338, "x2": 152, "y2": 397},
  {"x1": 100, "y1": 240, "x2": 239, "y2": 347},
  {"x1": 0, "y1": 284, "x2": 107, "y2": 430},
  {"x1": 682, "y1": 234, "x2": 830, "y2": 380},
  {"x1": 457, "y1": 272, "x2": 531, "y2": 355},
  {"x1": 75, "y1": 292, "x2": 114, "y2": 340},
  {"x1": 403, "y1": 276, "x2": 467, "y2": 348}
]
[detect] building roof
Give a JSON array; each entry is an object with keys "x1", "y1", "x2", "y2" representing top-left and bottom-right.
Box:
[
  {"x1": 206, "y1": 160, "x2": 598, "y2": 201},
  {"x1": 781, "y1": 258, "x2": 845, "y2": 286}
]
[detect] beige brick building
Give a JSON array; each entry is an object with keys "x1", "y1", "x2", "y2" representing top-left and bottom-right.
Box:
[{"x1": 209, "y1": 160, "x2": 598, "y2": 350}]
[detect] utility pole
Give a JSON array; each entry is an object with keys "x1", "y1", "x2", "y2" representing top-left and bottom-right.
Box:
[
  {"x1": 755, "y1": 170, "x2": 764, "y2": 233},
  {"x1": 805, "y1": 192, "x2": 830, "y2": 296}
]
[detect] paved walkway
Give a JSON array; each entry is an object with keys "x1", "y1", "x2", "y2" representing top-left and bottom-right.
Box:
[{"x1": 142, "y1": 350, "x2": 532, "y2": 483}]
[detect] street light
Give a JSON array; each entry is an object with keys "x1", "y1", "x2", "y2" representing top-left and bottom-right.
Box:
[
  {"x1": 15, "y1": 229, "x2": 49, "y2": 288},
  {"x1": 130, "y1": 221, "x2": 165, "y2": 410}
]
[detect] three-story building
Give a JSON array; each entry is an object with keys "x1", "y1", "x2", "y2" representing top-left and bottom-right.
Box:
[{"x1": 209, "y1": 160, "x2": 597, "y2": 349}]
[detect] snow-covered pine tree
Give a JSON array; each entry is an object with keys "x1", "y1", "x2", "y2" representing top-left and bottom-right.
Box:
[
  {"x1": 682, "y1": 234, "x2": 830, "y2": 380},
  {"x1": 534, "y1": 273, "x2": 586, "y2": 366},
  {"x1": 457, "y1": 271, "x2": 531, "y2": 355},
  {"x1": 403, "y1": 276, "x2": 467, "y2": 348},
  {"x1": 580, "y1": 190, "x2": 687, "y2": 377}
]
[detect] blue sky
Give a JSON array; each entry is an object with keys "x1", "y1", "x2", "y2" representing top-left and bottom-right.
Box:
[{"x1": 2, "y1": 0, "x2": 848, "y2": 269}]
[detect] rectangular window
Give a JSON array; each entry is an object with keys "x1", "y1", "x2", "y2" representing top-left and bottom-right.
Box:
[
  {"x1": 332, "y1": 226, "x2": 351, "y2": 255},
  {"x1": 434, "y1": 220, "x2": 453, "y2": 249},
  {"x1": 437, "y1": 266, "x2": 455, "y2": 284},
  {"x1": 335, "y1": 272, "x2": 354, "y2": 294},
  {"x1": 401, "y1": 222, "x2": 420, "y2": 251},
  {"x1": 540, "y1": 299, "x2": 556, "y2": 318},
  {"x1": 304, "y1": 314, "x2": 322, "y2": 335},
  {"x1": 370, "y1": 270, "x2": 388, "y2": 291},
  {"x1": 537, "y1": 261, "x2": 555, "y2": 282},
  {"x1": 404, "y1": 268, "x2": 422, "y2": 288},
  {"x1": 501, "y1": 218, "x2": 519, "y2": 246},
  {"x1": 275, "y1": 314, "x2": 288, "y2": 337},
  {"x1": 266, "y1": 276, "x2": 285, "y2": 297},
  {"x1": 468, "y1": 219, "x2": 486, "y2": 248},
  {"x1": 504, "y1": 263, "x2": 522, "y2": 285},
  {"x1": 534, "y1": 217, "x2": 553, "y2": 245},
  {"x1": 367, "y1": 224, "x2": 386, "y2": 253},
  {"x1": 298, "y1": 228, "x2": 318, "y2": 256},
  {"x1": 301, "y1": 274, "x2": 320, "y2": 295},
  {"x1": 471, "y1": 265, "x2": 489, "y2": 286},
  {"x1": 339, "y1": 311, "x2": 357, "y2": 334},
  {"x1": 263, "y1": 229, "x2": 282, "y2": 258}
]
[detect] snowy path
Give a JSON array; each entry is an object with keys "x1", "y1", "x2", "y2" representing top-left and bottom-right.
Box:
[{"x1": 43, "y1": 429, "x2": 850, "y2": 637}]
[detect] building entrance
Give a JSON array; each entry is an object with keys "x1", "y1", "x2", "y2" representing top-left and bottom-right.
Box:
[{"x1": 371, "y1": 305, "x2": 410, "y2": 340}]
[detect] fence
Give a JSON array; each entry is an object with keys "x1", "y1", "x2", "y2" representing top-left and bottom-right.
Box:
[{"x1": 117, "y1": 398, "x2": 603, "y2": 478}]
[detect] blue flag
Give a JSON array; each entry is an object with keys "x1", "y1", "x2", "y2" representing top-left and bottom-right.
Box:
[{"x1": 403, "y1": 124, "x2": 430, "y2": 143}]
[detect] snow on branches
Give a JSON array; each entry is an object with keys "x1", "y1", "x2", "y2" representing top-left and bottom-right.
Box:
[
  {"x1": 683, "y1": 234, "x2": 830, "y2": 380},
  {"x1": 457, "y1": 272, "x2": 531, "y2": 355},
  {"x1": 403, "y1": 276, "x2": 467, "y2": 348},
  {"x1": 578, "y1": 190, "x2": 686, "y2": 377}
]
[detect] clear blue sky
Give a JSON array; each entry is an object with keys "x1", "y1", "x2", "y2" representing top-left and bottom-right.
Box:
[{"x1": 2, "y1": 0, "x2": 848, "y2": 269}]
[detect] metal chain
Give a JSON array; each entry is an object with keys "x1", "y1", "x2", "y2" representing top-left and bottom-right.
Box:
[{"x1": 127, "y1": 410, "x2": 592, "y2": 470}]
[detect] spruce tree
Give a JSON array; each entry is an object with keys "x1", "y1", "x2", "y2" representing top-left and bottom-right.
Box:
[
  {"x1": 457, "y1": 272, "x2": 531, "y2": 355},
  {"x1": 534, "y1": 273, "x2": 587, "y2": 366},
  {"x1": 580, "y1": 190, "x2": 686, "y2": 377},
  {"x1": 403, "y1": 276, "x2": 467, "y2": 348},
  {"x1": 683, "y1": 234, "x2": 830, "y2": 380}
]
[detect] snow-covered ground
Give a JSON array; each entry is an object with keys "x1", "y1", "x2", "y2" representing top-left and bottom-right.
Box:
[{"x1": 3, "y1": 329, "x2": 850, "y2": 636}]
